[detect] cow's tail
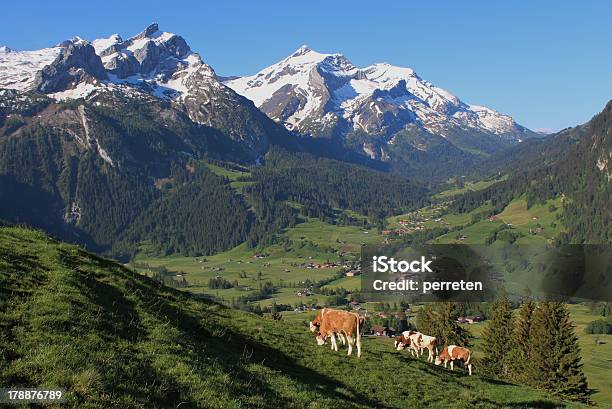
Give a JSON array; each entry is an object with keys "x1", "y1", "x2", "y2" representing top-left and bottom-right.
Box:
[
  {"x1": 434, "y1": 338, "x2": 439, "y2": 356},
  {"x1": 465, "y1": 349, "x2": 471, "y2": 365}
]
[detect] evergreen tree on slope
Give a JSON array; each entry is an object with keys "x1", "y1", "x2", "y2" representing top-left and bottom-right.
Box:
[
  {"x1": 529, "y1": 301, "x2": 590, "y2": 402},
  {"x1": 481, "y1": 298, "x2": 514, "y2": 377}
]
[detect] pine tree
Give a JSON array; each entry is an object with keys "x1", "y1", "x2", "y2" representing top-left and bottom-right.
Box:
[
  {"x1": 481, "y1": 298, "x2": 514, "y2": 377},
  {"x1": 529, "y1": 302, "x2": 590, "y2": 402},
  {"x1": 417, "y1": 302, "x2": 470, "y2": 347},
  {"x1": 435, "y1": 302, "x2": 471, "y2": 347},
  {"x1": 416, "y1": 303, "x2": 436, "y2": 335},
  {"x1": 508, "y1": 300, "x2": 536, "y2": 383}
]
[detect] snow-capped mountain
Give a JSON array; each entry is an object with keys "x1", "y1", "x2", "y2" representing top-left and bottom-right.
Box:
[
  {"x1": 0, "y1": 24, "x2": 286, "y2": 156},
  {"x1": 0, "y1": 26, "x2": 534, "y2": 165},
  {"x1": 226, "y1": 46, "x2": 535, "y2": 147}
]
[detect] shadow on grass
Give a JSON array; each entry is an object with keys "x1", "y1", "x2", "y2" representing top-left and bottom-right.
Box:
[
  {"x1": 129, "y1": 276, "x2": 393, "y2": 409},
  {"x1": 52, "y1": 249, "x2": 387, "y2": 408}
]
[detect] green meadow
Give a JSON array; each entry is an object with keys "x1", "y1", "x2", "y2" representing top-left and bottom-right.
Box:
[
  {"x1": 434, "y1": 178, "x2": 504, "y2": 199},
  {"x1": 135, "y1": 218, "x2": 383, "y2": 307},
  {"x1": 2, "y1": 226, "x2": 591, "y2": 408}
]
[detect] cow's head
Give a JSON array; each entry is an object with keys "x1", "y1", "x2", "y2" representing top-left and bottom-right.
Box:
[
  {"x1": 309, "y1": 321, "x2": 318, "y2": 333},
  {"x1": 434, "y1": 356, "x2": 443, "y2": 365},
  {"x1": 394, "y1": 336, "x2": 410, "y2": 351},
  {"x1": 315, "y1": 333, "x2": 326, "y2": 346}
]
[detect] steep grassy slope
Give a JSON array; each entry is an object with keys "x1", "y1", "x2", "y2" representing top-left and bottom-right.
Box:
[{"x1": 0, "y1": 227, "x2": 586, "y2": 408}]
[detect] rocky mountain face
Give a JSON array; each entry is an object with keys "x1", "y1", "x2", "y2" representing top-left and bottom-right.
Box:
[
  {"x1": 0, "y1": 24, "x2": 291, "y2": 254},
  {"x1": 0, "y1": 24, "x2": 290, "y2": 157},
  {"x1": 226, "y1": 46, "x2": 537, "y2": 158}
]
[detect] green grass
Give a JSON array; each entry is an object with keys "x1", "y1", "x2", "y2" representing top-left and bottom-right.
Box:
[
  {"x1": 204, "y1": 162, "x2": 254, "y2": 192},
  {"x1": 432, "y1": 197, "x2": 563, "y2": 245},
  {"x1": 134, "y1": 218, "x2": 383, "y2": 307},
  {"x1": 387, "y1": 202, "x2": 492, "y2": 232},
  {"x1": 0, "y1": 226, "x2": 589, "y2": 408},
  {"x1": 204, "y1": 162, "x2": 250, "y2": 181},
  {"x1": 434, "y1": 179, "x2": 503, "y2": 199},
  {"x1": 434, "y1": 219, "x2": 505, "y2": 244},
  {"x1": 321, "y1": 276, "x2": 362, "y2": 291},
  {"x1": 564, "y1": 304, "x2": 612, "y2": 406},
  {"x1": 496, "y1": 197, "x2": 565, "y2": 243}
]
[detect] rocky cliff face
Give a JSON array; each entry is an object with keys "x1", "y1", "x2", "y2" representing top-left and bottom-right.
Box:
[
  {"x1": 34, "y1": 38, "x2": 108, "y2": 93},
  {"x1": 0, "y1": 24, "x2": 292, "y2": 159}
]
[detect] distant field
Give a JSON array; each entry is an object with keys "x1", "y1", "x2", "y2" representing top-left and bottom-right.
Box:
[
  {"x1": 497, "y1": 197, "x2": 564, "y2": 244},
  {"x1": 135, "y1": 218, "x2": 383, "y2": 307},
  {"x1": 387, "y1": 202, "x2": 493, "y2": 232},
  {"x1": 321, "y1": 275, "x2": 361, "y2": 291},
  {"x1": 434, "y1": 219, "x2": 504, "y2": 244},
  {"x1": 433, "y1": 197, "x2": 563, "y2": 245},
  {"x1": 434, "y1": 179, "x2": 503, "y2": 199},
  {"x1": 204, "y1": 162, "x2": 254, "y2": 192}
]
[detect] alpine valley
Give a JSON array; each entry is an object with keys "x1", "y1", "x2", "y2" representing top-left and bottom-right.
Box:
[
  {"x1": 0, "y1": 23, "x2": 609, "y2": 257},
  {"x1": 1, "y1": 21, "x2": 611, "y2": 409}
]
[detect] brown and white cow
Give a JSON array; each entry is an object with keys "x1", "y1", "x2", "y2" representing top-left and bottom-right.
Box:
[
  {"x1": 310, "y1": 308, "x2": 344, "y2": 349},
  {"x1": 395, "y1": 331, "x2": 437, "y2": 362},
  {"x1": 435, "y1": 345, "x2": 472, "y2": 375},
  {"x1": 416, "y1": 334, "x2": 439, "y2": 363},
  {"x1": 309, "y1": 308, "x2": 328, "y2": 333},
  {"x1": 312, "y1": 309, "x2": 362, "y2": 357},
  {"x1": 393, "y1": 331, "x2": 418, "y2": 351}
]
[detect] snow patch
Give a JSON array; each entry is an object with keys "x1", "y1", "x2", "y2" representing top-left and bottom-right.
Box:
[{"x1": 0, "y1": 46, "x2": 61, "y2": 90}]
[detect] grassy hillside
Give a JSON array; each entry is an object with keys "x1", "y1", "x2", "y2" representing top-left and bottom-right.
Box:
[{"x1": 0, "y1": 226, "x2": 588, "y2": 408}]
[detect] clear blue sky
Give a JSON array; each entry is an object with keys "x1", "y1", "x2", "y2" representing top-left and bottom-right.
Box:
[{"x1": 1, "y1": 0, "x2": 611, "y2": 131}]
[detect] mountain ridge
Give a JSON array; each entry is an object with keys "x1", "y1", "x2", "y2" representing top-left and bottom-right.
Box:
[
  {"x1": 225, "y1": 44, "x2": 537, "y2": 160},
  {"x1": 1, "y1": 26, "x2": 537, "y2": 164}
]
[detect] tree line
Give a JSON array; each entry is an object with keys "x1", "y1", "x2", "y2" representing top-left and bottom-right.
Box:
[{"x1": 480, "y1": 299, "x2": 590, "y2": 402}]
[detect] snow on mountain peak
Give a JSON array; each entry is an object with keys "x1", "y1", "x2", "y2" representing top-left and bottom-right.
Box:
[
  {"x1": 92, "y1": 34, "x2": 122, "y2": 54},
  {"x1": 293, "y1": 44, "x2": 313, "y2": 55},
  {"x1": 0, "y1": 45, "x2": 62, "y2": 91},
  {"x1": 226, "y1": 47, "x2": 531, "y2": 140}
]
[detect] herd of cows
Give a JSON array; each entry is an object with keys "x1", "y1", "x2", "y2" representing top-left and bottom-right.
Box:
[{"x1": 308, "y1": 308, "x2": 473, "y2": 376}]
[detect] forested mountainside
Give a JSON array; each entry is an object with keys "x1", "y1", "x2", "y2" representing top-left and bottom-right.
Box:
[
  {"x1": 451, "y1": 100, "x2": 611, "y2": 244},
  {"x1": 0, "y1": 90, "x2": 254, "y2": 254},
  {"x1": 0, "y1": 89, "x2": 425, "y2": 258}
]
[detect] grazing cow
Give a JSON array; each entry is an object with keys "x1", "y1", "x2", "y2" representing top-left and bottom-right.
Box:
[
  {"x1": 314, "y1": 309, "x2": 362, "y2": 357},
  {"x1": 395, "y1": 331, "x2": 426, "y2": 358},
  {"x1": 435, "y1": 345, "x2": 472, "y2": 375},
  {"x1": 310, "y1": 308, "x2": 345, "y2": 351},
  {"x1": 309, "y1": 308, "x2": 329, "y2": 333},
  {"x1": 394, "y1": 330, "x2": 417, "y2": 350},
  {"x1": 395, "y1": 331, "x2": 438, "y2": 362},
  {"x1": 416, "y1": 334, "x2": 439, "y2": 363}
]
